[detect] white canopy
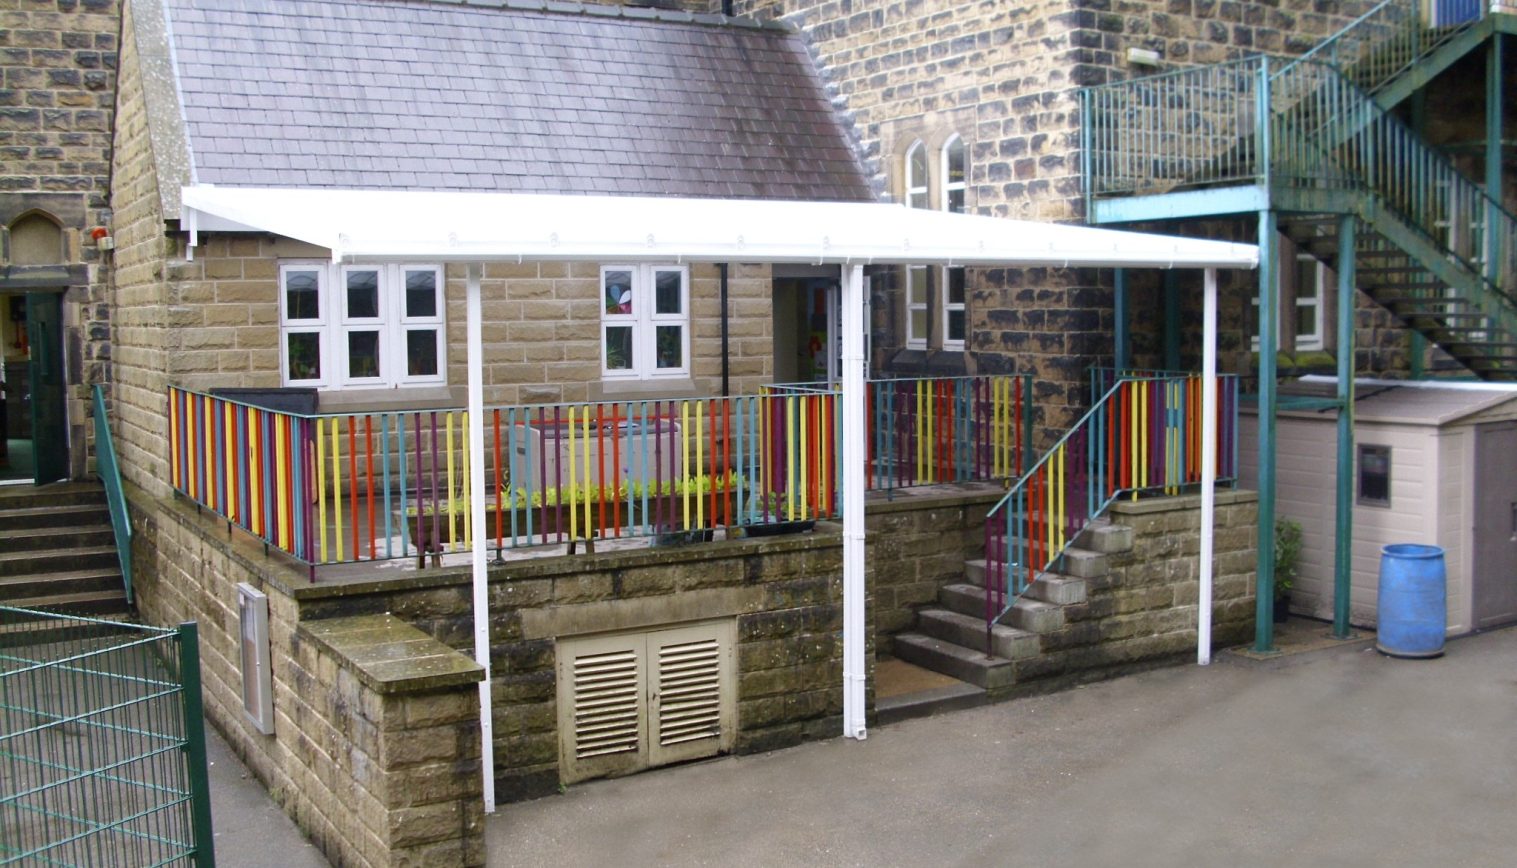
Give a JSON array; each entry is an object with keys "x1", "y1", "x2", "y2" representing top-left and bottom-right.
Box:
[
  {"x1": 181, "y1": 186, "x2": 1258, "y2": 269},
  {"x1": 177, "y1": 184, "x2": 1253, "y2": 810}
]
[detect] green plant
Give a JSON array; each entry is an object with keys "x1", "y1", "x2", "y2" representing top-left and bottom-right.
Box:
[{"x1": 1274, "y1": 517, "x2": 1302, "y2": 602}]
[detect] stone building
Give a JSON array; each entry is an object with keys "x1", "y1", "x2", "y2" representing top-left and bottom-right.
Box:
[{"x1": 0, "y1": 0, "x2": 117, "y2": 484}]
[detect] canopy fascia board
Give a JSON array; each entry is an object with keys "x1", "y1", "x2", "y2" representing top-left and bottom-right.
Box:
[{"x1": 181, "y1": 186, "x2": 1259, "y2": 270}]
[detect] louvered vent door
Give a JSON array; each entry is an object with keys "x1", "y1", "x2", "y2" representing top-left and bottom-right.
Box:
[
  {"x1": 556, "y1": 635, "x2": 647, "y2": 784},
  {"x1": 649, "y1": 622, "x2": 735, "y2": 767}
]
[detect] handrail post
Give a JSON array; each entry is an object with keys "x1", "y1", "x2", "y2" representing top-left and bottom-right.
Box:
[
  {"x1": 177, "y1": 622, "x2": 217, "y2": 867},
  {"x1": 1257, "y1": 58, "x2": 1272, "y2": 188}
]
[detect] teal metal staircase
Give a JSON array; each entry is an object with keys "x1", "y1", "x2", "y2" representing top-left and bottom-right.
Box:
[{"x1": 1082, "y1": 9, "x2": 1516, "y2": 379}]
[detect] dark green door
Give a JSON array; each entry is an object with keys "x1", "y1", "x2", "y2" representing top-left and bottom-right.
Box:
[{"x1": 25, "y1": 292, "x2": 67, "y2": 484}]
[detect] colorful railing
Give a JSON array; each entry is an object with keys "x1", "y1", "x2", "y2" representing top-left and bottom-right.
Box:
[
  {"x1": 769, "y1": 373, "x2": 1034, "y2": 493},
  {"x1": 167, "y1": 386, "x2": 842, "y2": 572},
  {"x1": 91, "y1": 385, "x2": 133, "y2": 606},
  {"x1": 983, "y1": 373, "x2": 1239, "y2": 648}
]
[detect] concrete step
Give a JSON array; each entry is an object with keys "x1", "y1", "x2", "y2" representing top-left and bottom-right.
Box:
[
  {"x1": 891, "y1": 633, "x2": 1017, "y2": 690},
  {"x1": 0, "y1": 545, "x2": 118, "y2": 578},
  {"x1": 0, "y1": 525, "x2": 115, "y2": 553},
  {"x1": 938, "y1": 583, "x2": 1066, "y2": 633},
  {"x1": 1074, "y1": 521, "x2": 1133, "y2": 555},
  {"x1": 916, "y1": 607, "x2": 1039, "y2": 660},
  {"x1": 963, "y1": 559, "x2": 1087, "y2": 605},
  {"x1": 0, "y1": 503, "x2": 112, "y2": 531},
  {"x1": 874, "y1": 679, "x2": 986, "y2": 726},
  {"x1": 0, "y1": 483, "x2": 107, "y2": 511},
  {"x1": 4, "y1": 589, "x2": 130, "y2": 618},
  {"x1": 0, "y1": 568, "x2": 124, "y2": 602}
]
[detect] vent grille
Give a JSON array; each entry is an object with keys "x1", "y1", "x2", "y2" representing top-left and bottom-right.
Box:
[
  {"x1": 656, "y1": 638, "x2": 722, "y2": 747},
  {"x1": 571, "y1": 649, "x2": 641, "y2": 760}
]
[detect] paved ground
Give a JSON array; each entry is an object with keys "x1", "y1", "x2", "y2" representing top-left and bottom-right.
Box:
[
  {"x1": 488, "y1": 625, "x2": 1517, "y2": 867},
  {"x1": 205, "y1": 724, "x2": 328, "y2": 867}
]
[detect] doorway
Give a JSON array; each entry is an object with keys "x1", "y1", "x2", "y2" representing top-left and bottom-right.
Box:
[
  {"x1": 1, "y1": 291, "x2": 68, "y2": 485},
  {"x1": 1472, "y1": 420, "x2": 1517, "y2": 630},
  {"x1": 771, "y1": 277, "x2": 840, "y2": 385}
]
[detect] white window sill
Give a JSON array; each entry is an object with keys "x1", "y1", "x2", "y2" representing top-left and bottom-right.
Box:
[
  {"x1": 315, "y1": 384, "x2": 456, "y2": 414},
  {"x1": 589, "y1": 378, "x2": 699, "y2": 402}
]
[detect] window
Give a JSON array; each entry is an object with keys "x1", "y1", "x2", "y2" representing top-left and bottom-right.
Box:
[
  {"x1": 905, "y1": 142, "x2": 929, "y2": 210},
  {"x1": 601, "y1": 265, "x2": 689, "y2": 380},
  {"x1": 901, "y1": 134, "x2": 970, "y2": 352},
  {"x1": 1358, "y1": 444, "x2": 1391, "y2": 507},
  {"x1": 1250, "y1": 240, "x2": 1330, "y2": 352},
  {"x1": 941, "y1": 135, "x2": 966, "y2": 214},
  {"x1": 279, "y1": 262, "x2": 444, "y2": 389},
  {"x1": 942, "y1": 267, "x2": 966, "y2": 349}
]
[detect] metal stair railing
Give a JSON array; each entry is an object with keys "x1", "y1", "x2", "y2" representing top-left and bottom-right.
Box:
[
  {"x1": 1278, "y1": 0, "x2": 1487, "y2": 98},
  {"x1": 91, "y1": 384, "x2": 133, "y2": 607},
  {"x1": 982, "y1": 373, "x2": 1239, "y2": 653},
  {"x1": 1268, "y1": 57, "x2": 1517, "y2": 335}
]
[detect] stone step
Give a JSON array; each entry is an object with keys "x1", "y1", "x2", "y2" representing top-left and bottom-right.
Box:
[
  {"x1": 0, "y1": 525, "x2": 115, "y2": 553},
  {"x1": 874, "y1": 678, "x2": 986, "y2": 726},
  {"x1": 938, "y1": 583, "x2": 1066, "y2": 633},
  {"x1": 916, "y1": 607, "x2": 1039, "y2": 660},
  {"x1": 0, "y1": 503, "x2": 112, "y2": 531},
  {"x1": 1075, "y1": 521, "x2": 1133, "y2": 555},
  {"x1": 891, "y1": 633, "x2": 1017, "y2": 690},
  {"x1": 0, "y1": 545, "x2": 118, "y2": 578},
  {"x1": 3, "y1": 589, "x2": 130, "y2": 618},
  {"x1": 0, "y1": 568, "x2": 125, "y2": 602},
  {"x1": 0, "y1": 483, "x2": 107, "y2": 511},
  {"x1": 963, "y1": 559, "x2": 1088, "y2": 605}
]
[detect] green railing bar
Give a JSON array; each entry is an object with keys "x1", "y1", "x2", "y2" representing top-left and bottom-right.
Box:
[
  {"x1": 0, "y1": 633, "x2": 172, "y2": 680},
  {"x1": 177, "y1": 622, "x2": 216, "y2": 868},
  {"x1": 5, "y1": 795, "x2": 194, "y2": 850},
  {"x1": 0, "y1": 748, "x2": 189, "y2": 799},
  {"x1": 92, "y1": 385, "x2": 134, "y2": 607}
]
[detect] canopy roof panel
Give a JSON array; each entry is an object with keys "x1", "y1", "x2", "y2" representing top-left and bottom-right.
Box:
[{"x1": 181, "y1": 186, "x2": 1259, "y2": 269}]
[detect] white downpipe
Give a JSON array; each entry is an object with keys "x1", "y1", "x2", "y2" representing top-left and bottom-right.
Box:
[
  {"x1": 1198, "y1": 267, "x2": 1217, "y2": 665},
  {"x1": 466, "y1": 264, "x2": 497, "y2": 812},
  {"x1": 841, "y1": 264, "x2": 867, "y2": 739}
]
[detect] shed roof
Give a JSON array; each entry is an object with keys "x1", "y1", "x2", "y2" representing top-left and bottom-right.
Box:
[
  {"x1": 160, "y1": 0, "x2": 870, "y2": 201},
  {"x1": 1264, "y1": 378, "x2": 1517, "y2": 427}
]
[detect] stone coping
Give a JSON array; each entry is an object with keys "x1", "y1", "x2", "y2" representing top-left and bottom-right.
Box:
[
  {"x1": 1106, "y1": 488, "x2": 1258, "y2": 515},
  {"x1": 861, "y1": 481, "x2": 1007, "y2": 515},
  {"x1": 298, "y1": 615, "x2": 484, "y2": 695}
]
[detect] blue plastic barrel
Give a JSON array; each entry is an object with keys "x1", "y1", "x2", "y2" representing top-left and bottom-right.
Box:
[{"x1": 1376, "y1": 544, "x2": 1447, "y2": 659}]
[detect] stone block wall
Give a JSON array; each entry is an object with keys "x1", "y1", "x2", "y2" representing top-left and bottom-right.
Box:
[
  {"x1": 1, "y1": 0, "x2": 119, "y2": 477},
  {"x1": 129, "y1": 487, "x2": 486, "y2": 867}
]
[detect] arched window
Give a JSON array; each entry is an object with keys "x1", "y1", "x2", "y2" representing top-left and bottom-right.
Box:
[
  {"x1": 941, "y1": 135, "x2": 966, "y2": 214},
  {"x1": 904, "y1": 141, "x2": 929, "y2": 210},
  {"x1": 8, "y1": 212, "x2": 65, "y2": 266}
]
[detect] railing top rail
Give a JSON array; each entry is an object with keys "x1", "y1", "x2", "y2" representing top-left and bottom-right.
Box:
[
  {"x1": 1278, "y1": 0, "x2": 1406, "y2": 71},
  {"x1": 1079, "y1": 54, "x2": 1269, "y2": 94},
  {"x1": 0, "y1": 605, "x2": 175, "y2": 637}
]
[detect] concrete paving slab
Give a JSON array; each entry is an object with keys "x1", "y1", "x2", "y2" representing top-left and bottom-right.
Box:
[
  {"x1": 205, "y1": 723, "x2": 329, "y2": 868},
  {"x1": 488, "y1": 626, "x2": 1517, "y2": 867}
]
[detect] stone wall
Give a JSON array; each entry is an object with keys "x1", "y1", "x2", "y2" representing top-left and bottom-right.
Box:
[
  {"x1": 1, "y1": 0, "x2": 119, "y2": 477},
  {"x1": 129, "y1": 485, "x2": 486, "y2": 867}
]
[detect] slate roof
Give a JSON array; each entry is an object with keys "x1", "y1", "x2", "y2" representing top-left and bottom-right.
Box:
[{"x1": 163, "y1": 0, "x2": 872, "y2": 201}]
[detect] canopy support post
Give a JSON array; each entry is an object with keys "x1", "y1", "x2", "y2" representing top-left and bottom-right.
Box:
[
  {"x1": 1199, "y1": 267, "x2": 1217, "y2": 664},
  {"x1": 841, "y1": 263, "x2": 867, "y2": 740},
  {"x1": 1333, "y1": 215, "x2": 1357, "y2": 639},
  {"x1": 1254, "y1": 210, "x2": 1278, "y2": 653},
  {"x1": 467, "y1": 263, "x2": 497, "y2": 813}
]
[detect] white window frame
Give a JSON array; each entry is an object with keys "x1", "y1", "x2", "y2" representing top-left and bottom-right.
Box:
[
  {"x1": 600, "y1": 264, "x2": 691, "y2": 381},
  {"x1": 1294, "y1": 254, "x2": 1324, "y2": 352},
  {"x1": 279, "y1": 261, "x2": 446, "y2": 390},
  {"x1": 905, "y1": 265, "x2": 929, "y2": 349},
  {"x1": 904, "y1": 141, "x2": 929, "y2": 210},
  {"x1": 942, "y1": 266, "x2": 966, "y2": 351},
  {"x1": 941, "y1": 134, "x2": 966, "y2": 214}
]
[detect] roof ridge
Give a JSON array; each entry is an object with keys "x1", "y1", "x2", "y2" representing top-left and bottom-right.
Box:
[{"x1": 417, "y1": 0, "x2": 796, "y2": 32}]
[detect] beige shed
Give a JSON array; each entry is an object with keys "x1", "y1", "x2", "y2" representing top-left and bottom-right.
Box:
[{"x1": 1240, "y1": 378, "x2": 1517, "y2": 637}]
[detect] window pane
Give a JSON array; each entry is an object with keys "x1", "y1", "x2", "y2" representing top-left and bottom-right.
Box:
[
  {"x1": 908, "y1": 146, "x2": 928, "y2": 209},
  {"x1": 287, "y1": 332, "x2": 320, "y2": 380},
  {"x1": 1295, "y1": 258, "x2": 1319, "y2": 302},
  {"x1": 285, "y1": 270, "x2": 321, "y2": 321},
  {"x1": 1296, "y1": 304, "x2": 1318, "y2": 338},
  {"x1": 405, "y1": 270, "x2": 437, "y2": 318},
  {"x1": 910, "y1": 310, "x2": 928, "y2": 340},
  {"x1": 1359, "y1": 445, "x2": 1390, "y2": 506},
  {"x1": 348, "y1": 330, "x2": 380, "y2": 379},
  {"x1": 605, "y1": 270, "x2": 633, "y2": 316},
  {"x1": 909, "y1": 188, "x2": 929, "y2": 209},
  {"x1": 604, "y1": 326, "x2": 633, "y2": 370},
  {"x1": 946, "y1": 139, "x2": 966, "y2": 185},
  {"x1": 947, "y1": 309, "x2": 966, "y2": 343},
  {"x1": 407, "y1": 329, "x2": 438, "y2": 377},
  {"x1": 346, "y1": 270, "x2": 380, "y2": 319},
  {"x1": 947, "y1": 267, "x2": 966, "y2": 304},
  {"x1": 946, "y1": 188, "x2": 965, "y2": 213},
  {"x1": 655, "y1": 325, "x2": 682, "y2": 369},
  {"x1": 655, "y1": 271, "x2": 681, "y2": 315},
  {"x1": 908, "y1": 267, "x2": 928, "y2": 304}
]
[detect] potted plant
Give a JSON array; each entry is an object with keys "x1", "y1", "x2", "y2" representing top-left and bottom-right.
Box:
[
  {"x1": 1274, "y1": 517, "x2": 1302, "y2": 623},
  {"x1": 634, "y1": 472, "x2": 743, "y2": 531},
  {"x1": 737, "y1": 489, "x2": 816, "y2": 538}
]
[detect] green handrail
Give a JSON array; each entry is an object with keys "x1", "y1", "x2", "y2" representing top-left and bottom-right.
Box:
[
  {"x1": 92, "y1": 384, "x2": 133, "y2": 606},
  {"x1": 1278, "y1": 0, "x2": 1486, "y2": 97}
]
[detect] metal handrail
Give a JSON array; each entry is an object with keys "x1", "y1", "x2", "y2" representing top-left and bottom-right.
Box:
[
  {"x1": 982, "y1": 373, "x2": 1240, "y2": 652},
  {"x1": 1278, "y1": 0, "x2": 1486, "y2": 95},
  {"x1": 91, "y1": 385, "x2": 133, "y2": 606}
]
